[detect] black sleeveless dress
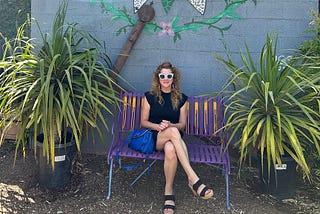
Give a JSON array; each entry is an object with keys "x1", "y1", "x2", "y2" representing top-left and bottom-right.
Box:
[{"x1": 145, "y1": 91, "x2": 188, "y2": 144}]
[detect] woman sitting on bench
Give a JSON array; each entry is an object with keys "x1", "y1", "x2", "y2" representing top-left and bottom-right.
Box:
[{"x1": 140, "y1": 62, "x2": 214, "y2": 214}]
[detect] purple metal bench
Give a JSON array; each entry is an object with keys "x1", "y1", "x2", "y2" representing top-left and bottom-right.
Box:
[{"x1": 107, "y1": 92, "x2": 231, "y2": 210}]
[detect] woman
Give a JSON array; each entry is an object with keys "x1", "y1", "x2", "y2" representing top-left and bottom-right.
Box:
[{"x1": 140, "y1": 62, "x2": 214, "y2": 214}]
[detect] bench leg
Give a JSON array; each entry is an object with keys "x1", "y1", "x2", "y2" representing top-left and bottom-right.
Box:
[
  {"x1": 130, "y1": 159, "x2": 157, "y2": 186},
  {"x1": 225, "y1": 170, "x2": 230, "y2": 210},
  {"x1": 107, "y1": 158, "x2": 114, "y2": 200}
]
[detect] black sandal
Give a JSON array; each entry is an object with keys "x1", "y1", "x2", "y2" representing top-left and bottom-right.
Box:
[
  {"x1": 189, "y1": 179, "x2": 214, "y2": 199},
  {"x1": 163, "y1": 195, "x2": 175, "y2": 214}
]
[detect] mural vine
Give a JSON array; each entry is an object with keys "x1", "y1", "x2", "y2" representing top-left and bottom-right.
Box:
[{"x1": 92, "y1": 0, "x2": 256, "y2": 42}]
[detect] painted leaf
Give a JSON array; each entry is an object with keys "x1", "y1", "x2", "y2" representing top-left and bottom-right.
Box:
[
  {"x1": 171, "y1": 16, "x2": 179, "y2": 27},
  {"x1": 161, "y1": 0, "x2": 175, "y2": 14}
]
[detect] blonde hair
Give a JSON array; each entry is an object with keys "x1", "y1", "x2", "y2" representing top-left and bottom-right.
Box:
[{"x1": 150, "y1": 62, "x2": 182, "y2": 110}]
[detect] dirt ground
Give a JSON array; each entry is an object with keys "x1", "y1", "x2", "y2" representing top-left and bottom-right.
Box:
[{"x1": 0, "y1": 142, "x2": 319, "y2": 214}]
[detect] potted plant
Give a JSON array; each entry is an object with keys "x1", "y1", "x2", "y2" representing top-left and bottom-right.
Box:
[
  {"x1": 0, "y1": 0, "x2": 121, "y2": 190},
  {"x1": 297, "y1": 10, "x2": 320, "y2": 188},
  {"x1": 216, "y1": 34, "x2": 320, "y2": 198}
]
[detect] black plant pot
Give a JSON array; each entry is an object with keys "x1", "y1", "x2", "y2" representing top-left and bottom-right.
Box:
[
  {"x1": 36, "y1": 132, "x2": 76, "y2": 191},
  {"x1": 259, "y1": 155, "x2": 297, "y2": 199}
]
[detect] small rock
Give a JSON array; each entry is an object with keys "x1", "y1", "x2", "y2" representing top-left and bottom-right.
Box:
[{"x1": 282, "y1": 198, "x2": 297, "y2": 204}]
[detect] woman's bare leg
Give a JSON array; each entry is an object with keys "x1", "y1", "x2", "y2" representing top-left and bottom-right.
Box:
[
  {"x1": 163, "y1": 142, "x2": 177, "y2": 213},
  {"x1": 156, "y1": 127, "x2": 213, "y2": 196},
  {"x1": 163, "y1": 142, "x2": 178, "y2": 195}
]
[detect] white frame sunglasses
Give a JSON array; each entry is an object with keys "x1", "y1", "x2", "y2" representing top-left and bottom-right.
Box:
[{"x1": 158, "y1": 73, "x2": 174, "y2": 80}]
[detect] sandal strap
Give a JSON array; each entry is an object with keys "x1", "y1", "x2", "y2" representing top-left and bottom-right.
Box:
[
  {"x1": 163, "y1": 195, "x2": 176, "y2": 212},
  {"x1": 163, "y1": 204, "x2": 175, "y2": 210},
  {"x1": 192, "y1": 179, "x2": 202, "y2": 192},
  {"x1": 199, "y1": 186, "x2": 209, "y2": 197},
  {"x1": 193, "y1": 179, "x2": 210, "y2": 197},
  {"x1": 164, "y1": 195, "x2": 175, "y2": 201}
]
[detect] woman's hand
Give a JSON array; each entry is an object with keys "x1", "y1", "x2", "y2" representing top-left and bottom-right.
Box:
[{"x1": 158, "y1": 120, "x2": 170, "y2": 132}]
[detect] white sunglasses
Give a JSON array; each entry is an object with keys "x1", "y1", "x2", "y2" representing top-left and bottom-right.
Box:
[{"x1": 158, "y1": 73, "x2": 174, "y2": 80}]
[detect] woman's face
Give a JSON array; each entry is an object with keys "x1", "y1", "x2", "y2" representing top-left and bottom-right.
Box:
[{"x1": 158, "y1": 68, "x2": 174, "y2": 91}]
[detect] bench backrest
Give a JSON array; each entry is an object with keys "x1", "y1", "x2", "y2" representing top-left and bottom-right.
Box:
[{"x1": 117, "y1": 92, "x2": 225, "y2": 138}]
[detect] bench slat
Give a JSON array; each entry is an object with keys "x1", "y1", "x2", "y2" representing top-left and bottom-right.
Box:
[{"x1": 111, "y1": 144, "x2": 227, "y2": 164}]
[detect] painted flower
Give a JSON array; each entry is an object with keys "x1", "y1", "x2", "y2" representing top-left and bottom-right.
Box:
[{"x1": 158, "y1": 22, "x2": 174, "y2": 36}]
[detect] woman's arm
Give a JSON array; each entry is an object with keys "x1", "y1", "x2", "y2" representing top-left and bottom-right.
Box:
[{"x1": 140, "y1": 97, "x2": 161, "y2": 131}]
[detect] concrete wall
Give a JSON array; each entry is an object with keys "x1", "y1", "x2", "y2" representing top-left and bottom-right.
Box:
[
  {"x1": 30, "y1": 0, "x2": 318, "y2": 153},
  {"x1": 0, "y1": 0, "x2": 31, "y2": 58}
]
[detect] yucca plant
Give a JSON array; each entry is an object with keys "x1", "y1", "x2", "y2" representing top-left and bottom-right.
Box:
[
  {"x1": 0, "y1": 0, "x2": 121, "y2": 168},
  {"x1": 217, "y1": 34, "x2": 320, "y2": 178},
  {"x1": 296, "y1": 11, "x2": 320, "y2": 187}
]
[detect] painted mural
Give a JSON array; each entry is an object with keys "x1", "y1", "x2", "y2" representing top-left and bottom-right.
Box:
[
  {"x1": 93, "y1": 0, "x2": 256, "y2": 42},
  {"x1": 134, "y1": 0, "x2": 207, "y2": 14}
]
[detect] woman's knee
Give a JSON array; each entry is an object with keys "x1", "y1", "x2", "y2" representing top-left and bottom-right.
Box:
[
  {"x1": 166, "y1": 127, "x2": 181, "y2": 140},
  {"x1": 164, "y1": 142, "x2": 177, "y2": 160}
]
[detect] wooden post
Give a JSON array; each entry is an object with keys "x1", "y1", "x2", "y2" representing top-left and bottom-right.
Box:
[{"x1": 111, "y1": 3, "x2": 155, "y2": 79}]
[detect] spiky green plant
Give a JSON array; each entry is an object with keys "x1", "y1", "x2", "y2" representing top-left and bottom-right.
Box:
[
  {"x1": 0, "y1": 0, "x2": 122, "y2": 168},
  {"x1": 217, "y1": 34, "x2": 320, "y2": 178},
  {"x1": 295, "y1": 10, "x2": 320, "y2": 186}
]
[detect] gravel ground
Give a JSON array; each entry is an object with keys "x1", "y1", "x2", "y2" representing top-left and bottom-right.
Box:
[{"x1": 0, "y1": 142, "x2": 319, "y2": 214}]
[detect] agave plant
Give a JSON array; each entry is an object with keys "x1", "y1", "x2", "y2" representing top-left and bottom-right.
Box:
[
  {"x1": 217, "y1": 34, "x2": 320, "y2": 177},
  {"x1": 0, "y1": 0, "x2": 122, "y2": 167}
]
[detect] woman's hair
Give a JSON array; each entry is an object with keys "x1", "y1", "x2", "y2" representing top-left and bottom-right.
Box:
[{"x1": 150, "y1": 61, "x2": 182, "y2": 110}]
